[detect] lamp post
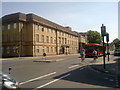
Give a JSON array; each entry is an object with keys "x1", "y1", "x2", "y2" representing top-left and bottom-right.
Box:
[{"x1": 101, "y1": 24, "x2": 106, "y2": 69}]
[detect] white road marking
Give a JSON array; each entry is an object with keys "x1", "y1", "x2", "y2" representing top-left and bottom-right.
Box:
[
  {"x1": 104, "y1": 77, "x2": 108, "y2": 80},
  {"x1": 68, "y1": 65, "x2": 79, "y2": 69},
  {"x1": 109, "y1": 79, "x2": 114, "y2": 81},
  {"x1": 20, "y1": 72, "x2": 56, "y2": 85},
  {"x1": 79, "y1": 67, "x2": 85, "y2": 70},
  {"x1": 35, "y1": 73, "x2": 70, "y2": 89}
]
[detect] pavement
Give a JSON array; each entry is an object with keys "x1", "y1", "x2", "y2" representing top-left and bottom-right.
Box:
[{"x1": 89, "y1": 56, "x2": 120, "y2": 76}]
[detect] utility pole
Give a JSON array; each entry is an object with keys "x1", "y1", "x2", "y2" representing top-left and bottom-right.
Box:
[{"x1": 101, "y1": 24, "x2": 106, "y2": 69}]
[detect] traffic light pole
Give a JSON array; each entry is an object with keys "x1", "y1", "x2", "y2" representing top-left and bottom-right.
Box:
[
  {"x1": 102, "y1": 36, "x2": 106, "y2": 69},
  {"x1": 101, "y1": 24, "x2": 106, "y2": 70}
]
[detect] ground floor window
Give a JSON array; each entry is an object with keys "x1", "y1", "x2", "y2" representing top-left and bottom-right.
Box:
[
  {"x1": 7, "y1": 47, "x2": 10, "y2": 54},
  {"x1": 36, "y1": 46, "x2": 39, "y2": 53}
]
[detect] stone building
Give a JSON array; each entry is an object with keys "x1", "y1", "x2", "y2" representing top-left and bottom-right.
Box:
[{"x1": 2, "y1": 12, "x2": 79, "y2": 57}]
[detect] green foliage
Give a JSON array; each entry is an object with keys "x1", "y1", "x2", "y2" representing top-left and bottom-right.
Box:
[
  {"x1": 87, "y1": 30, "x2": 102, "y2": 44},
  {"x1": 112, "y1": 38, "x2": 120, "y2": 49}
]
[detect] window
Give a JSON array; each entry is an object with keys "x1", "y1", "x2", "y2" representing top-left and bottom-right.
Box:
[
  {"x1": 7, "y1": 47, "x2": 10, "y2": 54},
  {"x1": 2, "y1": 25, "x2": 4, "y2": 30},
  {"x1": 42, "y1": 35, "x2": 44, "y2": 42},
  {"x1": 46, "y1": 47, "x2": 49, "y2": 53},
  {"x1": 59, "y1": 37, "x2": 61, "y2": 44},
  {"x1": 1, "y1": 47, "x2": 4, "y2": 53},
  {"x1": 51, "y1": 29, "x2": 53, "y2": 33},
  {"x1": 62, "y1": 38, "x2": 64, "y2": 44},
  {"x1": 54, "y1": 38, "x2": 56, "y2": 43},
  {"x1": 51, "y1": 37, "x2": 53, "y2": 43},
  {"x1": 36, "y1": 34, "x2": 39, "y2": 42},
  {"x1": 7, "y1": 34, "x2": 10, "y2": 41},
  {"x1": 14, "y1": 23, "x2": 17, "y2": 29},
  {"x1": 49, "y1": 29, "x2": 51, "y2": 33},
  {"x1": 51, "y1": 47, "x2": 53, "y2": 52},
  {"x1": 46, "y1": 36, "x2": 49, "y2": 43},
  {"x1": 62, "y1": 32, "x2": 64, "y2": 36},
  {"x1": 36, "y1": 24, "x2": 39, "y2": 30},
  {"x1": 8, "y1": 24, "x2": 10, "y2": 30},
  {"x1": 13, "y1": 33, "x2": 16, "y2": 41},
  {"x1": 13, "y1": 47, "x2": 16, "y2": 52},
  {"x1": 36, "y1": 46, "x2": 39, "y2": 53},
  {"x1": 41, "y1": 26, "x2": 44, "y2": 32},
  {"x1": 65, "y1": 38, "x2": 67, "y2": 44},
  {"x1": 46, "y1": 28, "x2": 49, "y2": 32},
  {"x1": 42, "y1": 46, "x2": 44, "y2": 53}
]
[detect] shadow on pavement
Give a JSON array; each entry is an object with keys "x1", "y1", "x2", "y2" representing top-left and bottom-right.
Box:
[{"x1": 53, "y1": 58, "x2": 120, "y2": 88}]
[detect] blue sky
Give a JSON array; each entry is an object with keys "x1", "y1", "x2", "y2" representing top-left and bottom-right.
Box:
[{"x1": 2, "y1": 2, "x2": 118, "y2": 42}]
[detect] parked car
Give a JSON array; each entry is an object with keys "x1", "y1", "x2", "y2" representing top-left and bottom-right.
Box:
[
  {"x1": 0, "y1": 72, "x2": 20, "y2": 90},
  {"x1": 114, "y1": 49, "x2": 120, "y2": 56}
]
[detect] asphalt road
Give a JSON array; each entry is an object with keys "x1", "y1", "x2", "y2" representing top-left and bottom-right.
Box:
[{"x1": 2, "y1": 54, "x2": 119, "y2": 89}]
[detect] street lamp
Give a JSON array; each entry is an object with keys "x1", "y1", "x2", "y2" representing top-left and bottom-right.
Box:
[{"x1": 101, "y1": 24, "x2": 106, "y2": 69}]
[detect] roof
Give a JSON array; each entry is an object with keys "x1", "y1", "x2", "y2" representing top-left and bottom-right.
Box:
[{"x1": 2, "y1": 12, "x2": 78, "y2": 36}]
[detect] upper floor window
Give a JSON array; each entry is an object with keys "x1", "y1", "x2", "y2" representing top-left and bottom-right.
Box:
[
  {"x1": 8, "y1": 24, "x2": 10, "y2": 30},
  {"x1": 62, "y1": 32, "x2": 64, "y2": 36},
  {"x1": 36, "y1": 24, "x2": 39, "y2": 30},
  {"x1": 54, "y1": 38, "x2": 56, "y2": 43},
  {"x1": 46, "y1": 28, "x2": 49, "y2": 32},
  {"x1": 62, "y1": 38, "x2": 64, "y2": 44},
  {"x1": 51, "y1": 37, "x2": 53, "y2": 43},
  {"x1": 42, "y1": 35, "x2": 44, "y2": 42},
  {"x1": 41, "y1": 26, "x2": 44, "y2": 32},
  {"x1": 2, "y1": 25, "x2": 4, "y2": 30},
  {"x1": 36, "y1": 34, "x2": 39, "y2": 42},
  {"x1": 46, "y1": 36, "x2": 49, "y2": 43},
  {"x1": 14, "y1": 23, "x2": 17, "y2": 29}
]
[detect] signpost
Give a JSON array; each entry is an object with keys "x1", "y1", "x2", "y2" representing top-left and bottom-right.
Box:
[{"x1": 101, "y1": 24, "x2": 106, "y2": 69}]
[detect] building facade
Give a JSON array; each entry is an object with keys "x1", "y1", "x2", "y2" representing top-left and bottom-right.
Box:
[
  {"x1": 2, "y1": 12, "x2": 79, "y2": 57},
  {"x1": 78, "y1": 32, "x2": 88, "y2": 50}
]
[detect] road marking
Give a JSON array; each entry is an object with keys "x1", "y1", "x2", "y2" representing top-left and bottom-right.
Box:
[
  {"x1": 68, "y1": 65, "x2": 79, "y2": 69},
  {"x1": 79, "y1": 67, "x2": 85, "y2": 70},
  {"x1": 109, "y1": 79, "x2": 114, "y2": 82},
  {"x1": 20, "y1": 72, "x2": 56, "y2": 85},
  {"x1": 35, "y1": 73, "x2": 70, "y2": 89}
]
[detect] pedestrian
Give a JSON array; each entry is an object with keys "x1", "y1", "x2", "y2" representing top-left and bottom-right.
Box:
[
  {"x1": 93, "y1": 49, "x2": 98, "y2": 60},
  {"x1": 80, "y1": 47, "x2": 85, "y2": 62}
]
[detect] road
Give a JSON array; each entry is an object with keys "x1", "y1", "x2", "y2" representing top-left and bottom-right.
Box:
[{"x1": 2, "y1": 54, "x2": 119, "y2": 89}]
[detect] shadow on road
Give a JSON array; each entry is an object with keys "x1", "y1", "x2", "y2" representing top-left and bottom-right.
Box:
[{"x1": 53, "y1": 58, "x2": 120, "y2": 88}]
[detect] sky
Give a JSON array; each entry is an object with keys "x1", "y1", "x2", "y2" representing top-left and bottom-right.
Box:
[{"x1": 1, "y1": 1, "x2": 118, "y2": 43}]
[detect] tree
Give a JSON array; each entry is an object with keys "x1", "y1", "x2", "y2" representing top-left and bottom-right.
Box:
[
  {"x1": 87, "y1": 30, "x2": 102, "y2": 44},
  {"x1": 112, "y1": 38, "x2": 120, "y2": 49}
]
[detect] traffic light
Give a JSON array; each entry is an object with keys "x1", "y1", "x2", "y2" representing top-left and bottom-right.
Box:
[{"x1": 106, "y1": 33, "x2": 109, "y2": 42}]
